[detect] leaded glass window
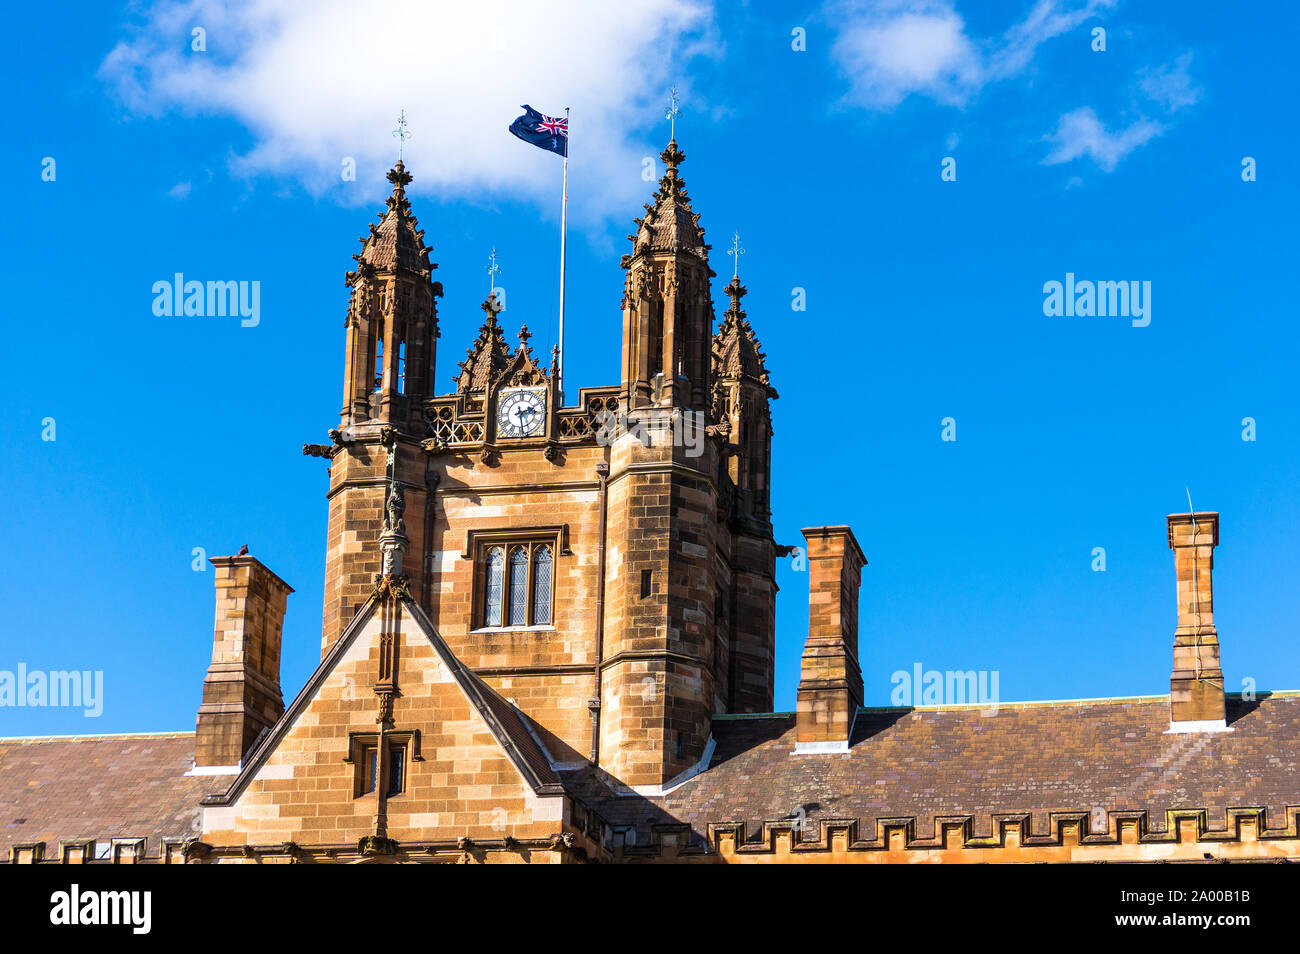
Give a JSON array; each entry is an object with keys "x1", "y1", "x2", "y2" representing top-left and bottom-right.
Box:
[
  {"x1": 508, "y1": 547, "x2": 529, "y2": 625},
  {"x1": 484, "y1": 547, "x2": 505, "y2": 626},
  {"x1": 532, "y1": 545, "x2": 553, "y2": 624}
]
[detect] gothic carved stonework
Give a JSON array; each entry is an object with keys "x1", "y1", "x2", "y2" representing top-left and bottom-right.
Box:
[
  {"x1": 340, "y1": 160, "x2": 443, "y2": 430},
  {"x1": 496, "y1": 324, "x2": 551, "y2": 389},
  {"x1": 630, "y1": 140, "x2": 709, "y2": 261},
  {"x1": 372, "y1": 573, "x2": 411, "y2": 602},
  {"x1": 350, "y1": 162, "x2": 432, "y2": 275},
  {"x1": 712, "y1": 277, "x2": 775, "y2": 395},
  {"x1": 358, "y1": 835, "x2": 398, "y2": 856},
  {"x1": 455, "y1": 295, "x2": 513, "y2": 394}
]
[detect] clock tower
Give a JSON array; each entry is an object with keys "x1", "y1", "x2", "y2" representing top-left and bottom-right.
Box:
[{"x1": 306, "y1": 132, "x2": 779, "y2": 792}]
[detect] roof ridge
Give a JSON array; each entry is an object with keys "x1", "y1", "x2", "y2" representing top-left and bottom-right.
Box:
[
  {"x1": 0, "y1": 730, "x2": 194, "y2": 742},
  {"x1": 711, "y1": 690, "x2": 1300, "y2": 721}
]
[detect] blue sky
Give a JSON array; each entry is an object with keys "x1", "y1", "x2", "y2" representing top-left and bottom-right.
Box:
[{"x1": 3, "y1": 0, "x2": 1298, "y2": 735}]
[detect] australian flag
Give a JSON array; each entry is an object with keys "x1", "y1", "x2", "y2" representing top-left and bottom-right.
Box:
[{"x1": 509, "y1": 105, "x2": 568, "y2": 157}]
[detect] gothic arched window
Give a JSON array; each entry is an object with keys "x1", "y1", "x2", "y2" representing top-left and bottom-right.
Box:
[
  {"x1": 532, "y1": 545, "x2": 553, "y2": 625},
  {"x1": 507, "y1": 547, "x2": 529, "y2": 626},
  {"x1": 483, "y1": 547, "x2": 505, "y2": 627},
  {"x1": 474, "y1": 536, "x2": 560, "y2": 629}
]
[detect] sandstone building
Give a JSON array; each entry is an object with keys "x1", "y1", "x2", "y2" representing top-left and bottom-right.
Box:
[{"x1": 3, "y1": 141, "x2": 1299, "y2": 864}]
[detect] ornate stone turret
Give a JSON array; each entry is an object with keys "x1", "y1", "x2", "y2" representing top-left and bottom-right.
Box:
[
  {"x1": 711, "y1": 274, "x2": 779, "y2": 712},
  {"x1": 322, "y1": 161, "x2": 439, "y2": 655},
  {"x1": 601, "y1": 136, "x2": 723, "y2": 789},
  {"x1": 712, "y1": 275, "x2": 777, "y2": 519},
  {"x1": 619, "y1": 140, "x2": 715, "y2": 412},
  {"x1": 341, "y1": 161, "x2": 443, "y2": 430}
]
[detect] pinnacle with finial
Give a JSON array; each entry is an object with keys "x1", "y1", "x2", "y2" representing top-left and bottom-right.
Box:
[{"x1": 725, "y1": 274, "x2": 748, "y2": 317}]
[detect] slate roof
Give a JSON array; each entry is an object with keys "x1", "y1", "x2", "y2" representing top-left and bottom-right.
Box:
[
  {"x1": 8, "y1": 684, "x2": 1298, "y2": 858},
  {"x1": 0, "y1": 732, "x2": 221, "y2": 859},
  {"x1": 619, "y1": 693, "x2": 1300, "y2": 842}
]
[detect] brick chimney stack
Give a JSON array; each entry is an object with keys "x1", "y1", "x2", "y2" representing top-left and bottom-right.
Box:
[
  {"x1": 195, "y1": 555, "x2": 294, "y2": 769},
  {"x1": 795, "y1": 526, "x2": 866, "y2": 753},
  {"x1": 1166, "y1": 512, "x2": 1228, "y2": 732}
]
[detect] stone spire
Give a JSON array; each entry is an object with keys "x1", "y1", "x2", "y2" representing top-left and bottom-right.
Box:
[
  {"x1": 353, "y1": 162, "x2": 433, "y2": 274},
  {"x1": 713, "y1": 277, "x2": 776, "y2": 395},
  {"x1": 630, "y1": 141, "x2": 709, "y2": 260},
  {"x1": 454, "y1": 294, "x2": 514, "y2": 393}
]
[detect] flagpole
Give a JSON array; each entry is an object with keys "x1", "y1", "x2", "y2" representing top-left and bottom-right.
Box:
[{"x1": 557, "y1": 107, "x2": 569, "y2": 405}]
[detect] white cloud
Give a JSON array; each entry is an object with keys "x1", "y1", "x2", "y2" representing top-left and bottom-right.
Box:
[
  {"x1": 1042, "y1": 106, "x2": 1162, "y2": 171},
  {"x1": 167, "y1": 181, "x2": 192, "y2": 199},
  {"x1": 1140, "y1": 51, "x2": 1199, "y2": 112},
  {"x1": 828, "y1": 0, "x2": 1114, "y2": 109},
  {"x1": 99, "y1": 0, "x2": 716, "y2": 224}
]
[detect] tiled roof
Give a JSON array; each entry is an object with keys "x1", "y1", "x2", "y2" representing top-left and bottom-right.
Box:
[
  {"x1": 0, "y1": 733, "x2": 220, "y2": 859},
  {"x1": 10, "y1": 691, "x2": 1298, "y2": 858},
  {"x1": 645, "y1": 694, "x2": 1300, "y2": 841},
  {"x1": 563, "y1": 694, "x2": 1300, "y2": 843},
  {"x1": 458, "y1": 667, "x2": 563, "y2": 793}
]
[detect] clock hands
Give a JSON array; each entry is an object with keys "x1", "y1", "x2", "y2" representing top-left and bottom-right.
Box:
[{"x1": 496, "y1": 392, "x2": 538, "y2": 436}]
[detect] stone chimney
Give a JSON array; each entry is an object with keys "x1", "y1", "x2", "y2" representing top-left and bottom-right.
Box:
[
  {"x1": 195, "y1": 555, "x2": 294, "y2": 769},
  {"x1": 795, "y1": 526, "x2": 866, "y2": 753},
  {"x1": 1166, "y1": 512, "x2": 1228, "y2": 732}
]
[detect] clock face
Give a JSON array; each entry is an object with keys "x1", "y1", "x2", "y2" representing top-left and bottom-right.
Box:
[{"x1": 497, "y1": 388, "x2": 546, "y2": 438}]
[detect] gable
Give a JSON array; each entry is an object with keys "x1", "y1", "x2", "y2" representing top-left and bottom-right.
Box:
[{"x1": 200, "y1": 595, "x2": 565, "y2": 848}]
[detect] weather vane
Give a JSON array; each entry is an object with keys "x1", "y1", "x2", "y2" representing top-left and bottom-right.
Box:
[
  {"x1": 727, "y1": 230, "x2": 746, "y2": 279},
  {"x1": 392, "y1": 110, "x2": 412, "y2": 161},
  {"x1": 665, "y1": 87, "x2": 680, "y2": 139},
  {"x1": 486, "y1": 247, "x2": 500, "y2": 296}
]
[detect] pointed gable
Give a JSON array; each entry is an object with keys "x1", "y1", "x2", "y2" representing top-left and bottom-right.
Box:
[
  {"x1": 200, "y1": 589, "x2": 566, "y2": 850},
  {"x1": 497, "y1": 324, "x2": 553, "y2": 389}
]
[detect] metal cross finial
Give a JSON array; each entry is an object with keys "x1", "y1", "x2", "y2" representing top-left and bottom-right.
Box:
[
  {"x1": 727, "y1": 230, "x2": 746, "y2": 279},
  {"x1": 392, "y1": 110, "x2": 412, "y2": 161},
  {"x1": 664, "y1": 87, "x2": 680, "y2": 139},
  {"x1": 486, "y1": 247, "x2": 501, "y2": 296}
]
